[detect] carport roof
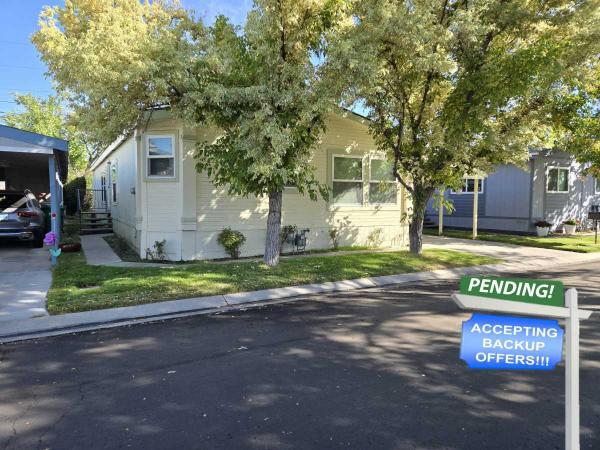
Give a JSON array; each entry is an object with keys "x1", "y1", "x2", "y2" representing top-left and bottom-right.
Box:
[
  {"x1": 0, "y1": 124, "x2": 69, "y2": 181},
  {"x1": 0, "y1": 125, "x2": 68, "y2": 153}
]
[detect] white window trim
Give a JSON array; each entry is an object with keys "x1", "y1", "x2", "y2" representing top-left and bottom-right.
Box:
[
  {"x1": 332, "y1": 154, "x2": 364, "y2": 206},
  {"x1": 110, "y1": 161, "x2": 118, "y2": 205},
  {"x1": 368, "y1": 155, "x2": 398, "y2": 205},
  {"x1": 146, "y1": 134, "x2": 176, "y2": 179},
  {"x1": 546, "y1": 166, "x2": 569, "y2": 194},
  {"x1": 450, "y1": 178, "x2": 485, "y2": 195}
]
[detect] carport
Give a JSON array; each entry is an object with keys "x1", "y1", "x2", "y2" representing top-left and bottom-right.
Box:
[{"x1": 0, "y1": 125, "x2": 68, "y2": 264}]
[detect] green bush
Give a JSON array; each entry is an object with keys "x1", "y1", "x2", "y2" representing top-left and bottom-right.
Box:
[
  {"x1": 63, "y1": 176, "x2": 87, "y2": 215},
  {"x1": 217, "y1": 227, "x2": 246, "y2": 259}
]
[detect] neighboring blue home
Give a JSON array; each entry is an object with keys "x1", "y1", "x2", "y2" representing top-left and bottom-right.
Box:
[{"x1": 425, "y1": 150, "x2": 600, "y2": 234}]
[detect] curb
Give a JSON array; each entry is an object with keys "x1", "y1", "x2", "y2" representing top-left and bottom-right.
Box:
[{"x1": 1, "y1": 254, "x2": 595, "y2": 344}]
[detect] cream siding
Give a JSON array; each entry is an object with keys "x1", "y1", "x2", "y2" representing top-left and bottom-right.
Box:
[
  {"x1": 193, "y1": 114, "x2": 408, "y2": 260},
  {"x1": 91, "y1": 137, "x2": 138, "y2": 247},
  {"x1": 92, "y1": 111, "x2": 409, "y2": 261}
]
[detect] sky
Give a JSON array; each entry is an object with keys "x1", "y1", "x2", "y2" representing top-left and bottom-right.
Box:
[{"x1": 0, "y1": 0, "x2": 253, "y2": 118}]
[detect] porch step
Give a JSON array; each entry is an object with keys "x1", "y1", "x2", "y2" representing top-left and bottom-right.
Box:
[
  {"x1": 80, "y1": 227, "x2": 113, "y2": 235},
  {"x1": 80, "y1": 211, "x2": 111, "y2": 217},
  {"x1": 78, "y1": 210, "x2": 113, "y2": 234},
  {"x1": 80, "y1": 217, "x2": 112, "y2": 224}
]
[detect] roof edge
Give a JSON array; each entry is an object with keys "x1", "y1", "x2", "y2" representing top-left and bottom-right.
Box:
[{"x1": 0, "y1": 124, "x2": 68, "y2": 152}]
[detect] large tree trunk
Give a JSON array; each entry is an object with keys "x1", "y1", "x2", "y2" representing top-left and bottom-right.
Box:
[
  {"x1": 264, "y1": 190, "x2": 283, "y2": 266},
  {"x1": 408, "y1": 185, "x2": 433, "y2": 255}
]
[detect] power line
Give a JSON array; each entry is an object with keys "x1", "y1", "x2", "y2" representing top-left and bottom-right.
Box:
[
  {"x1": 0, "y1": 64, "x2": 46, "y2": 70},
  {"x1": 0, "y1": 88, "x2": 54, "y2": 93},
  {"x1": 0, "y1": 40, "x2": 31, "y2": 46}
]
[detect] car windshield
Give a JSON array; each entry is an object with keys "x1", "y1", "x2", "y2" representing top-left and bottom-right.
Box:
[{"x1": 0, "y1": 193, "x2": 28, "y2": 211}]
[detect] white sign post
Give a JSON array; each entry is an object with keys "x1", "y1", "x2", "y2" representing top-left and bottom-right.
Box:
[
  {"x1": 565, "y1": 288, "x2": 580, "y2": 450},
  {"x1": 452, "y1": 286, "x2": 592, "y2": 450}
]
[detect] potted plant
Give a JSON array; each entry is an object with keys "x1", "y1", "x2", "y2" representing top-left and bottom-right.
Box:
[
  {"x1": 534, "y1": 220, "x2": 552, "y2": 237},
  {"x1": 562, "y1": 219, "x2": 577, "y2": 235}
]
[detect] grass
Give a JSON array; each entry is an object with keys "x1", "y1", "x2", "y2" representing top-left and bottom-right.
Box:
[
  {"x1": 48, "y1": 246, "x2": 499, "y2": 315},
  {"x1": 424, "y1": 228, "x2": 600, "y2": 253}
]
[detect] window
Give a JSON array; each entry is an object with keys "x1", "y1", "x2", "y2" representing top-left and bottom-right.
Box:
[
  {"x1": 546, "y1": 167, "x2": 569, "y2": 193},
  {"x1": 147, "y1": 135, "x2": 175, "y2": 178},
  {"x1": 595, "y1": 178, "x2": 600, "y2": 194},
  {"x1": 332, "y1": 155, "x2": 363, "y2": 204},
  {"x1": 100, "y1": 174, "x2": 107, "y2": 202},
  {"x1": 369, "y1": 158, "x2": 397, "y2": 204},
  {"x1": 111, "y1": 162, "x2": 118, "y2": 203},
  {"x1": 452, "y1": 178, "x2": 484, "y2": 194}
]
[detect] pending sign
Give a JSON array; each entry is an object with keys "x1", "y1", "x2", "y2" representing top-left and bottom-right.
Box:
[
  {"x1": 460, "y1": 313, "x2": 564, "y2": 370},
  {"x1": 460, "y1": 275, "x2": 564, "y2": 307},
  {"x1": 452, "y1": 275, "x2": 593, "y2": 450}
]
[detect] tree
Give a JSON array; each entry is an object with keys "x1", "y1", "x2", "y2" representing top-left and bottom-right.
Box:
[
  {"x1": 32, "y1": 0, "x2": 193, "y2": 149},
  {"x1": 545, "y1": 62, "x2": 600, "y2": 174},
  {"x1": 33, "y1": 0, "x2": 345, "y2": 266},
  {"x1": 328, "y1": 0, "x2": 600, "y2": 254},
  {"x1": 2, "y1": 94, "x2": 90, "y2": 178},
  {"x1": 193, "y1": 2, "x2": 344, "y2": 266}
]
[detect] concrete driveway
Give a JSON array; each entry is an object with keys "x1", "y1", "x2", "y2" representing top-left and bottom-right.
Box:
[{"x1": 0, "y1": 241, "x2": 50, "y2": 321}]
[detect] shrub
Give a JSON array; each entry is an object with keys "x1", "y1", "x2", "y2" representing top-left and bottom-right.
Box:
[
  {"x1": 146, "y1": 239, "x2": 168, "y2": 262},
  {"x1": 217, "y1": 227, "x2": 246, "y2": 259},
  {"x1": 280, "y1": 225, "x2": 298, "y2": 245},
  {"x1": 63, "y1": 176, "x2": 87, "y2": 215},
  {"x1": 534, "y1": 220, "x2": 552, "y2": 228},
  {"x1": 563, "y1": 219, "x2": 577, "y2": 226}
]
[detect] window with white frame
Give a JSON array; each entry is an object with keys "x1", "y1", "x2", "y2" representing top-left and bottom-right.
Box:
[
  {"x1": 100, "y1": 174, "x2": 107, "y2": 202},
  {"x1": 451, "y1": 178, "x2": 484, "y2": 194},
  {"x1": 546, "y1": 167, "x2": 569, "y2": 193},
  {"x1": 369, "y1": 158, "x2": 397, "y2": 204},
  {"x1": 595, "y1": 178, "x2": 600, "y2": 194},
  {"x1": 332, "y1": 155, "x2": 363, "y2": 204},
  {"x1": 111, "y1": 162, "x2": 118, "y2": 203},
  {"x1": 147, "y1": 135, "x2": 175, "y2": 178}
]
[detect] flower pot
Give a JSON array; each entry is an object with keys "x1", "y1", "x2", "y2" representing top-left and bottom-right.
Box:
[
  {"x1": 563, "y1": 224, "x2": 576, "y2": 235},
  {"x1": 59, "y1": 242, "x2": 82, "y2": 253},
  {"x1": 536, "y1": 226, "x2": 550, "y2": 237}
]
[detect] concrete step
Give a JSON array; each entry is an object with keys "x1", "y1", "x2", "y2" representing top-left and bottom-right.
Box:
[
  {"x1": 80, "y1": 228, "x2": 113, "y2": 235},
  {"x1": 80, "y1": 218, "x2": 113, "y2": 224},
  {"x1": 80, "y1": 211, "x2": 111, "y2": 217}
]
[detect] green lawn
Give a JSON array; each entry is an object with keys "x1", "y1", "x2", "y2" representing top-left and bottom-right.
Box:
[
  {"x1": 425, "y1": 228, "x2": 600, "y2": 253},
  {"x1": 48, "y1": 247, "x2": 499, "y2": 314}
]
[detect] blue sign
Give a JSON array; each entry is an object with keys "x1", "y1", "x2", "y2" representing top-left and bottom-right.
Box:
[{"x1": 460, "y1": 313, "x2": 564, "y2": 370}]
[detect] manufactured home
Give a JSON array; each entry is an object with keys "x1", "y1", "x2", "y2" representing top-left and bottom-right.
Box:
[
  {"x1": 89, "y1": 110, "x2": 409, "y2": 261},
  {"x1": 425, "y1": 150, "x2": 600, "y2": 233}
]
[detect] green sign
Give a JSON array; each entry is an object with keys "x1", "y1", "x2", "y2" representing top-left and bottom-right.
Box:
[{"x1": 459, "y1": 276, "x2": 564, "y2": 307}]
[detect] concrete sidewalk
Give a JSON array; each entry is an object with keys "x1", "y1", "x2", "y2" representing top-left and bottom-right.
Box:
[
  {"x1": 3, "y1": 235, "x2": 600, "y2": 343},
  {"x1": 424, "y1": 234, "x2": 600, "y2": 265},
  {"x1": 81, "y1": 234, "x2": 175, "y2": 268}
]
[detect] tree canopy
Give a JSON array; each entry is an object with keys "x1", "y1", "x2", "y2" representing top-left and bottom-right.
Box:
[
  {"x1": 32, "y1": 0, "x2": 193, "y2": 149},
  {"x1": 2, "y1": 94, "x2": 90, "y2": 178}
]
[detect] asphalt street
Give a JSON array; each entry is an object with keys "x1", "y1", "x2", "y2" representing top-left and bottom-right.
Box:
[{"x1": 1, "y1": 263, "x2": 600, "y2": 449}]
